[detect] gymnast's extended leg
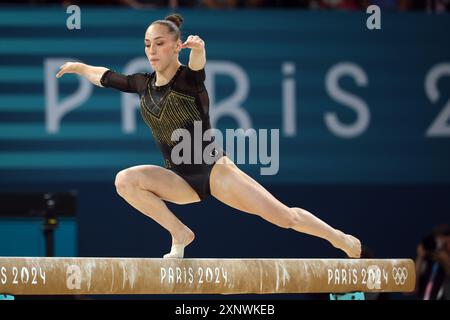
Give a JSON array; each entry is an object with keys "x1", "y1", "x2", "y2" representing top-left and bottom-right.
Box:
[{"x1": 209, "y1": 157, "x2": 361, "y2": 258}]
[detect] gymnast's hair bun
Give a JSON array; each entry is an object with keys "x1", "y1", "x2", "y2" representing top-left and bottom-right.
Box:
[{"x1": 165, "y1": 14, "x2": 183, "y2": 29}]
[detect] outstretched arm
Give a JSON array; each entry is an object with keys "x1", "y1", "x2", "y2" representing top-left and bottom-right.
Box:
[
  {"x1": 56, "y1": 62, "x2": 144, "y2": 93},
  {"x1": 181, "y1": 35, "x2": 206, "y2": 71},
  {"x1": 56, "y1": 62, "x2": 108, "y2": 87}
]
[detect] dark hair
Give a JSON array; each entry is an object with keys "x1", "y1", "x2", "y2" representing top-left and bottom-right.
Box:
[
  {"x1": 151, "y1": 14, "x2": 183, "y2": 40},
  {"x1": 421, "y1": 234, "x2": 437, "y2": 253},
  {"x1": 433, "y1": 224, "x2": 450, "y2": 237}
]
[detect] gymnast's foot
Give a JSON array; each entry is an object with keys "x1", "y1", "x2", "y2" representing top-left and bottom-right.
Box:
[
  {"x1": 163, "y1": 227, "x2": 195, "y2": 259},
  {"x1": 331, "y1": 230, "x2": 361, "y2": 258}
]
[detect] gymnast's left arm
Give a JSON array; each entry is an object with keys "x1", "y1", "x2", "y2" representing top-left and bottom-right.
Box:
[{"x1": 181, "y1": 35, "x2": 206, "y2": 71}]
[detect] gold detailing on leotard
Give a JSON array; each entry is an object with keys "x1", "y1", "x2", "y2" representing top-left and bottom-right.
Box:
[{"x1": 140, "y1": 90, "x2": 202, "y2": 147}]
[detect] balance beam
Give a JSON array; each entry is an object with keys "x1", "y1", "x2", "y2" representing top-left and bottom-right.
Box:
[{"x1": 0, "y1": 257, "x2": 415, "y2": 295}]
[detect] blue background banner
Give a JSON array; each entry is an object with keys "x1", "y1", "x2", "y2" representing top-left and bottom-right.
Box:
[{"x1": 1, "y1": 8, "x2": 449, "y2": 184}]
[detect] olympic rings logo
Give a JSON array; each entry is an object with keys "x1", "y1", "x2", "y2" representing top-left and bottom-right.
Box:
[{"x1": 392, "y1": 267, "x2": 408, "y2": 285}]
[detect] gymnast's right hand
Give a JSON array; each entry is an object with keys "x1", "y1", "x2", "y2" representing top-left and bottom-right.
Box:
[{"x1": 56, "y1": 62, "x2": 84, "y2": 78}]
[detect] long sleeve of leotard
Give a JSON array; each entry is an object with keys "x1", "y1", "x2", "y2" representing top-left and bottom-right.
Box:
[{"x1": 100, "y1": 70, "x2": 148, "y2": 94}]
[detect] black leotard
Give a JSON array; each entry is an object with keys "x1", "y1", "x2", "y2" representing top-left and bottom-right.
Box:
[{"x1": 100, "y1": 64, "x2": 224, "y2": 200}]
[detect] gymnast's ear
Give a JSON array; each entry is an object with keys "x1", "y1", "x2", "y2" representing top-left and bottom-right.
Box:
[{"x1": 175, "y1": 39, "x2": 182, "y2": 54}]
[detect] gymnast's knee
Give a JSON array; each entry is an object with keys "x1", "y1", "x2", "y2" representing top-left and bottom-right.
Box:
[
  {"x1": 114, "y1": 170, "x2": 138, "y2": 197},
  {"x1": 277, "y1": 208, "x2": 303, "y2": 229}
]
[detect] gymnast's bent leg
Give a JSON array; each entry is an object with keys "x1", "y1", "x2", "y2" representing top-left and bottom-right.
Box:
[{"x1": 115, "y1": 165, "x2": 200, "y2": 258}]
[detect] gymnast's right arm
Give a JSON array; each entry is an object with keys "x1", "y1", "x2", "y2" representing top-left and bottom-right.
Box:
[{"x1": 55, "y1": 62, "x2": 142, "y2": 93}]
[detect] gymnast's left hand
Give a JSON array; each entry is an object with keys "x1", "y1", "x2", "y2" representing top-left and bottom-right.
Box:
[{"x1": 181, "y1": 35, "x2": 205, "y2": 51}]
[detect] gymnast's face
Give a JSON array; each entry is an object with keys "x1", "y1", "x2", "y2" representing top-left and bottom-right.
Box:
[{"x1": 145, "y1": 24, "x2": 181, "y2": 72}]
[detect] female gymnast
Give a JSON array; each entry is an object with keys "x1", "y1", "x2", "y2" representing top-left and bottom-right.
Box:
[{"x1": 56, "y1": 14, "x2": 361, "y2": 259}]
